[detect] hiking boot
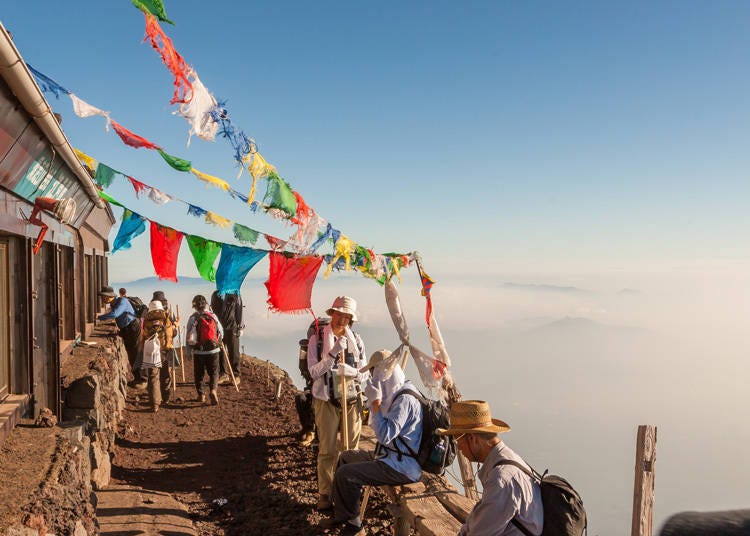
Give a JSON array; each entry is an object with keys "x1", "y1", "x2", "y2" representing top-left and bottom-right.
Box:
[
  {"x1": 196, "y1": 393, "x2": 206, "y2": 403},
  {"x1": 233, "y1": 375, "x2": 241, "y2": 386},
  {"x1": 341, "y1": 522, "x2": 365, "y2": 536},
  {"x1": 318, "y1": 515, "x2": 347, "y2": 529},
  {"x1": 300, "y1": 431, "x2": 315, "y2": 447},
  {"x1": 218, "y1": 374, "x2": 231, "y2": 386},
  {"x1": 152, "y1": 404, "x2": 159, "y2": 413},
  {"x1": 316, "y1": 495, "x2": 333, "y2": 511},
  {"x1": 209, "y1": 390, "x2": 219, "y2": 405}
]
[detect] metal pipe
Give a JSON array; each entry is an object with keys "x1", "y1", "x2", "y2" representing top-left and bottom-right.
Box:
[{"x1": 0, "y1": 22, "x2": 103, "y2": 208}]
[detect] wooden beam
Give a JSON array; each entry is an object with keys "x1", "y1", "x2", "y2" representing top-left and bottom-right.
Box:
[{"x1": 631, "y1": 425, "x2": 657, "y2": 536}]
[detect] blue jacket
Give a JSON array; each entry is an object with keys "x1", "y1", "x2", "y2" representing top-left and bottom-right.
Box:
[
  {"x1": 371, "y1": 383, "x2": 423, "y2": 481},
  {"x1": 98, "y1": 297, "x2": 137, "y2": 329}
]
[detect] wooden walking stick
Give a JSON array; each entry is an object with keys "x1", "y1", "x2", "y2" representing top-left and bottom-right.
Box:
[
  {"x1": 339, "y1": 352, "x2": 350, "y2": 451},
  {"x1": 221, "y1": 342, "x2": 240, "y2": 392},
  {"x1": 176, "y1": 305, "x2": 186, "y2": 383}
]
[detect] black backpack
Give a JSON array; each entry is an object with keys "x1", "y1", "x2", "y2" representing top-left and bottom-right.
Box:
[
  {"x1": 126, "y1": 296, "x2": 147, "y2": 317},
  {"x1": 494, "y1": 459, "x2": 587, "y2": 536},
  {"x1": 388, "y1": 389, "x2": 456, "y2": 475}
]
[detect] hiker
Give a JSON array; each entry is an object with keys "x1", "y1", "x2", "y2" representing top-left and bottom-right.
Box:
[
  {"x1": 97, "y1": 286, "x2": 144, "y2": 387},
  {"x1": 118, "y1": 287, "x2": 127, "y2": 297},
  {"x1": 210, "y1": 290, "x2": 244, "y2": 386},
  {"x1": 320, "y1": 350, "x2": 423, "y2": 535},
  {"x1": 186, "y1": 294, "x2": 224, "y2": 405},
  {"x1": 151, "y1": 290, "x2": 181, "y2": 326},
  {"x1": 438, "y1": 400, "x2": 544, "y2": 536},
  {"x1": 141, "y1": 300, "x2": 176, "y2": 412},
  {"x1": 308, "y1": 296, "x2": 367, "y2": 511}
]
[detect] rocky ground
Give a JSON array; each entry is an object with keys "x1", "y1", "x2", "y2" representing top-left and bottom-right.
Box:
[{"x1": 112, "y1": 354, "x2": 395, "y2": 535}]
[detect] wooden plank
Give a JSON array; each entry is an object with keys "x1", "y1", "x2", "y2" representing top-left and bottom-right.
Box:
[
  {"x1": 432, "y1": 490, "x2": 474, "y2": 523},
  {"x1": 402, "y1": 492, "x2": 463, "y2": 536},
  {"x1": 631, "y1": 425, "x2": 657, "y2": 536}
]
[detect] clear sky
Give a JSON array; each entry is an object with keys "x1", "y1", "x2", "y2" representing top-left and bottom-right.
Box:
[{"x1": 2, "y1": 1, "x2": 748, "y2": 281}]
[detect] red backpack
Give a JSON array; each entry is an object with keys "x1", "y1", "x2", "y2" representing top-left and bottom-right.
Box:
[{"x1": 196, "y1": 313, "x2": 221, "y2": 351}]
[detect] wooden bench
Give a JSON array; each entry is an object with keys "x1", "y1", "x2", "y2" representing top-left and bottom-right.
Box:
[{"x1": 359, "y1": 426, "x2": 475, "y2": 536}]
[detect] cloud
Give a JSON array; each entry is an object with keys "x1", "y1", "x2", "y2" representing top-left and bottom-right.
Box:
[{"x1": 501, "y1": 282, "x2": 591, "y2": 294}]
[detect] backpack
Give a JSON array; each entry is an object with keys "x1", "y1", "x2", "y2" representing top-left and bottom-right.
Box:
[
  {"x1": 388, "y1": 389, "x2": 457, "y2": 475},
  {"x1": 142, "y1": 333, "x2": 162, "y2": 368},
  {"x1": 126, "y1": 296, "x2": 147, "y2": 317},
  {"x1": 494, "y1": 459, "x2": 587, "y2": 536},
  {"x1": 298, "y1": 317, "x2": 330, "y2": 385},
  {"x1": 143, "y1": 310, "x2": 171, "y2": 348},
  {"x1": 195, "y1": 312, "x2": 221, "y2": 351}
]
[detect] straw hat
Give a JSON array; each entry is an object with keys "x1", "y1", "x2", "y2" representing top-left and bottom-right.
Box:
[
  {"x1": 326, "y1": 296, "x2": 358, "y2": 322},
  {"x1": 437, "y1": 400, "x2": 511, "y2": 435},
  {"x1": 98, "y1": 286, "x2": 116, "y2": 298},
  {"x1": 148, "y1": 300, "x2": 164, "y2": 312},
  {"x1": 360, "y1": 349, "x2": 392, "y2": 373}
]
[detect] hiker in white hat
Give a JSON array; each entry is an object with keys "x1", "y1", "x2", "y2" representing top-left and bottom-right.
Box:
[
  {"x1": 306, "y1": 296, "x2": 367, "y2": 512},
  {"x1": 140, "y1": 299, "x2": 176, "y2": 413},
  {"x1": 439, "y1": 400, "x2": 543, "y2": 536},
  {"x1": 320, "y1": 349, "x2": 424, "y2": 535}
]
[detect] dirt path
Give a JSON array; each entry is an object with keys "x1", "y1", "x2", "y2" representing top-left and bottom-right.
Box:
[{"x1": 108, "y1": 356, "x2": 393, "y2": 535}]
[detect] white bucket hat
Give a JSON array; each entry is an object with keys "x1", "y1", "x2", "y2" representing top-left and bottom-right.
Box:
[
  {"x1": 326, "y1": 296, "x2": 358, "y2": 322},
  {"x1": 147, "y1": 300, "x2": 164, "y2": 312}
]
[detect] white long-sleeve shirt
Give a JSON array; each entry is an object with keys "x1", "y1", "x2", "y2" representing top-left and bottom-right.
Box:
[
  {"x1": 459, "y1": 441, "x2": 543, "y2": 536},
  {"x1": 307, "y1": 323, "x2": 366, "y2": 401}
]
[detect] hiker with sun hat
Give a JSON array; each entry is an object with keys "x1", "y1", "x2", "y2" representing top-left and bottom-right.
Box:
[{"x1": 438, "y1": 400, "x2": 544, "y2": 536}]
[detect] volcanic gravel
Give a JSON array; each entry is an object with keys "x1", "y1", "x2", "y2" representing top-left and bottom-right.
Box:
[{"x1": 112, "y1": 356, "x2": 395, "y2": 535}]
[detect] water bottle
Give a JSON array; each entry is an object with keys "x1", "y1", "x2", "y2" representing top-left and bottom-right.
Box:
[{"x1": 429, "y1": 439, "x2": 447, "y2": 465}]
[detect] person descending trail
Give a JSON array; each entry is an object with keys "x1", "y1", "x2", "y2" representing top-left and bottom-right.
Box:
[
  {"x1": 186, "y1": 294, "x2": 224, "y2": 405},
  {"x1": 141, "y1": 300, "x2": 176, "y2": 413}
]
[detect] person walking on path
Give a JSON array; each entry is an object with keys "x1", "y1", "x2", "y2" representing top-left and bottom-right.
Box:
[
  {"x1": 320, "y1": 350, "x2": 423, "y2": 535},
  {"x1": 210, "y1": 290, "x2": 244, "y2": 386},
  {"x1": 186, "y1": 295, "x2": 224, "y2": 405},
  {"x1": 141, "y1": 300, "x2": 176, "y2": 413},
  {"x1": 98, "y1": 286, "x2": 144, "y2": 387},
  {"x1": 307, "y1": 296, "x2": 367, "y2": 511},
  {"x1": 438, "y1": 400, "x2": 544, "y2": 536}
]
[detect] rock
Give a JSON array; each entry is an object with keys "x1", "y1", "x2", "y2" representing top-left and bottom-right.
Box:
[
  {"x1": 73, "y1": 520, "x2": 88, "y2": 536},
  {"x1": 90, "y1": 440, "x2": 111, "y2": 490},
  {"x1": 65, "y1": 376, "x2": 100, "y2": 409},
  {"x1": 34, "y1": 408, "x2": 57, "y2": 428}
]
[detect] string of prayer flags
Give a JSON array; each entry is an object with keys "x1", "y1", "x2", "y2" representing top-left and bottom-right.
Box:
[
  {"x1": 265, "y1": 253, "x2": 324, "y2": 314},
  {"x1": 150, "y1": 222, "x2": 184, "y2": 282},
  {"x1": 263, "y1": 172, "x2": 297, "y2": 219},
  {"x1": 215, "y1": 245, "x2": 267, "y2": 296},
  {"x1": 112, "y1": 121, "x2": 160, "y2": 150},
  {"x1": 93, "y1": 163, "x2": 117, "y2": 189},
  {"x1": 158, "y1": 149, "x2": 192, "y2": 172},
  {"x1": 186, "y1": 235, "x2": 221, "y2": 282},
  {"x1": 142, "y1": 14, "x2": 192, "y2": 104},
  {"x1": 132, "y1": 0, "x2": 174, "y2": 25},
  {"x1": 205, "y1": 211, "x2": 231, "y2": 228},
  {"x1": 112, "y1": 210, "x2": 147, "y2": 253},
  {"x1": 232, "y1": 223, "x2": 259, "y2": 245}
]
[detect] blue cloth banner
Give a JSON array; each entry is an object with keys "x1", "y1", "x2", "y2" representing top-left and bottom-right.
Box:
[
  {"x1": 187, "y1": 204, "x2": 208, "y2": 218},
  {"x1": 215, "y1": 244, "x2": 267, "y2": 296},
  {"x1": 27, "y1": 64, "x2": 70, "y2": 99},
  {"x1": 112, "y1": 209, "x2": 147, "y2": 253}
]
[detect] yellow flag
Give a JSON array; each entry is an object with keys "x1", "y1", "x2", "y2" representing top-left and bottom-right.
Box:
[
  {"x1": 73, "y1": 148, "x2": 97, "y2": 172},
  {"x1": 191, "y1": 168, "x2": 230, "y2": 191},
  {"x1": 325, "y1": 234, "x2": 356, "y2": 277},
  {"x1": 205, "y1": 211, "x2": 232, "y2": 228}
]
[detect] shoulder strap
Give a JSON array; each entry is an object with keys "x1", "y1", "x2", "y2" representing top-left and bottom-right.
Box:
[{"x1": 493, "y1": 460, "x2": 539, "y2": 536}]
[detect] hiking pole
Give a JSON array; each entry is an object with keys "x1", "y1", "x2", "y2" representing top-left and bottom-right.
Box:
[
  {"x1": 339, "y1": 352, "x2": 349, "y2": 451},
  {"x1": 221, "y1": 342, "x2": 240, "y2": 392},
  {"x1": 176, "y1": 305, "x2": 186, "y2": 383}
]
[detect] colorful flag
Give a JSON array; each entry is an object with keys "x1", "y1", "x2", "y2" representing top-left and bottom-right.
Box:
[
  {"x1": 143, "y1": 13, "x2": 192, "y2": 104},
  {"x1": 112, "y1": 210, "x2": 147, "y2": 253},
  {"x1": 265, "y1": 253, "x2": 323, "y2": 314},
  {"x1": 263, "y1": 172, "x2": 297, "y2": 219},
  {"x1": 69, "y1": 94, "x2": 110, "y2": 129},
  {"x1": 158, "y1": 149, "x2": 192, "y2": 172},
  {"x1": 215, "y1": 245, "x2": 266, "y2": 296},
  {"x1": 186, "y1": 235, "x2": 221, "y2": 282},
  {"x1": 132, "y1": 0, "x2": 174, "y2": 25},
  {"x1": 187, "y1": 204, "x2": 208, "y2": 218},
  {"x1": 150, "y1": 222, "x2": 183, "y2": 282},
  {"x1": 205, "y1": 211, "x2": 231, "y2": 228},
  {"x1": 232, "y1": 223, "x2": 259, "y2": 245},
  {"x1": 27, "y1": 64, "x2": 69, "y2": 98},
  {"x1": 93, "y1": 163, "x2": 117, "y2": 188},
  {"x1": 176, "y1": 71, "x2": 218, "y2": 144},
  {"x1": 191, "y1": 168, "x2": 230, "y2": 191},
  {"x1": 148, "y1": 188, "x2": 172, "y2": 205},
  {"x1": 128, "y1": 176, "x2": 149, "y2": 198},
  {"x1": 98, "y1": 190, "x2": 124, "y2": 207},
  {"x1": 112, "y1": 121, "x2": 160, "y2": 150}
]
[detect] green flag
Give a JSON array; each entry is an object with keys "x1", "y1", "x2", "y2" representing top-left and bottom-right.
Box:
[
  {"x1": 232, "y1": 223, "x2": 259, "y2": 245},
  {"x1": 263, "y1": 172, "x2": 297, "y2": 219},
  {"x1": 98, "y1": 190, "x2": 124, "y2": 208},
  {"x1": 131, "y1": 0, "x2": 174, "y2": 24},
  {"x1": 186, "y1": 235, "x2": 221, "y2": 282},
  {"x1": 158, "y1": 149, "x2": 192, "y2": 172},
  {"x1": 94, "y1": 163, "x2": 117, "y2": 188}
]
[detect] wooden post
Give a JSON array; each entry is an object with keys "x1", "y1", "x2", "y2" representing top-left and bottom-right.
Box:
[
  {"x1": 631, "y1": 425, "x2": 657, "y2": 536},
  {"x1": 242, "y1": 344, "x2": 245, "y2": 357},
  {"x1": 444, "y1": 380, "x2": 479, "y2": 501},
  {"x1": 266, "y1": 359, "x2": 270, "y2": 386},
  {"x1": 175, "y1": 305, "x2": 185, "y2": 383},
  {"x1": 340, "y1": 371, "x2": 349, "y2": 451}
]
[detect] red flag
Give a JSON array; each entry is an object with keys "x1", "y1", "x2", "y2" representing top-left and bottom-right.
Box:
[
  {"x1": 150, "y1": 222, "x2": 183, "y2": 282},
  {"x1": 264, "y1": 252, "x2": 323, "y2": 314},
  {"x1": 127, "y1": 176, "x2": 149, "y2": 198},
  {"x1": 143, "y1": 13, "x2": 193, "y2": 105},
  {"x1": 112, "y1": 121, "x2": 160, "y2": 150}
]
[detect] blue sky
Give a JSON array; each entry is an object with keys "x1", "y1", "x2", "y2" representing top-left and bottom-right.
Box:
[{"x1": 2, "y1": 1, "x2": 749, "y2": 280}]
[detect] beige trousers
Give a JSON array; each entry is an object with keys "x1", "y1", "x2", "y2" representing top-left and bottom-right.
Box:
[{"x1": 313, "y1": 397, "x2": 362, "y2": 497}]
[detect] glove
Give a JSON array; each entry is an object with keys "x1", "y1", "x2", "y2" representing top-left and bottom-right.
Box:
[
  {"x1": 336, "y1": 363, "x2": 359, "y2": 378},
  {"x1": 364, "y1": 382, "x2": 382, "y2": 407},
  {"x1": 329, "y1": 337, "x2": 348, "y2": 358}
]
